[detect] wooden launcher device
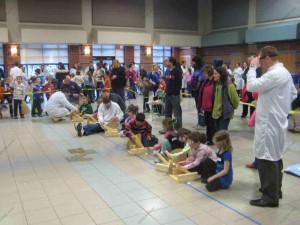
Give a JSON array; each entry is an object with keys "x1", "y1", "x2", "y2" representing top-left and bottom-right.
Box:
[
  {"x1": 70, "y1": 111, "x2": 84, "y2": 122},
  {"x1": 155, "y1": 150, "x2": 199, "y2": 182},
  {"x1": 127, "y1": 133, "x2": 147, "y2": 155},
  {"x1": 103, "y1": 120, "x2": 119, "y2": 137}
]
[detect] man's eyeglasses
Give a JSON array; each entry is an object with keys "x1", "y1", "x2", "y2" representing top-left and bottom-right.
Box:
[{"x1": 259, "y1": 54, "x2": 278, "y2": 60}]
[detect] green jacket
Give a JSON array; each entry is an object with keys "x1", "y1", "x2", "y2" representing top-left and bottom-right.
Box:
[
  {"x1": 170, "y1": 144, "x2": 190, "y2": 159},
  {"x1": 212, "y1": 83, "x2": 239, "y2": 119},
  {"x1": 79, "y1": 103, "x2": 93, "y2": 115}
]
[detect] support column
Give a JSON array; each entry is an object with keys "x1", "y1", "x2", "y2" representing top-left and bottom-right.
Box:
[{"x1": 3, "y1": 44, "x2": 20, "y2": 74}]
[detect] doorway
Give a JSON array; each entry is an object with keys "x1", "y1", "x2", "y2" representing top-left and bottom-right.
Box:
[{"x1": 93, "y1": 56, "x2": 115, "y2": 71}]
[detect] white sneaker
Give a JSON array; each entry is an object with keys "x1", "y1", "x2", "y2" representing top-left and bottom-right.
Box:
[
  {"x1": 51, "y1": 117, "x2": 62, "y2": 122},
  {"x1": 119, "y1": 131, "x2": 126, "y2": 137},
  {"x1": 152, "y1": 150, "x2": 160, "y2": 155}
]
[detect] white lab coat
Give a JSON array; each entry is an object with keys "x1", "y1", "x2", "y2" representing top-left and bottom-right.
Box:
[
  {"x1": 10, "y1": 66, "x2": 23, "y2": 80},
  {"x1": 233, "y1": 67, "x2": 244, "y2": 90},
  {"x1": 247, "y1": 63, "x2": 297, "y2": 161},
  {"x1": 97, "y1": 102, "x2": 124, "y2": 125},
  {"x1": 45, "y1": 92, "x2": 76, "y2": 118}
]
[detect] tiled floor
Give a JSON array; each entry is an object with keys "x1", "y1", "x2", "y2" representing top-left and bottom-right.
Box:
[{"x1": 0, "y1": 96, "x2": 299, "y2": 225}]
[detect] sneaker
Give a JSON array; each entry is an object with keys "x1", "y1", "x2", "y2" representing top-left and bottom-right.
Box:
[
  {"x1": 195, "y1": 125, "x2": 206, "y2": 130},
  {"x1": 32, "y1": 114, "x2": 37, "y2": 117},
  {"x1": 38, "y1": 115, "x2": 43, "y2": 117},
  {"x1": 241, "y1": 115, "x2": 247, "y2": 118},
  {"x1": 159, "y1": 129, "x2": 165, "y2": 134},
  {"x1": 21, "y1": 115, "x2": 25, "y2": 119},
  {"x1": 14, "y1": 116, "x2": 18, "y2": 119},
  {"x1": 246, "y1": 163, "x2": 257, "y2": 169},
  {"x1": 51, "y1": 117, "x2": 62, "y2": 122},
  {"x1": 119, "y1": 131, "x2": 126, "y2": 137},
  {"x1": 76, "y1": 122, "x2": 83, "y2": 137},
  {"x1": 10, "y1": 114, "x2": 14, "y2": 118},
  {"x1": 74, "y1": 123, "x2": 78, "y2": 131}
]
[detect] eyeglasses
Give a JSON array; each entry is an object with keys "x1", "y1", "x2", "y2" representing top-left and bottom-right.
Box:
[{"x1": 259, "y1": 54, "x2": 278, "y2": 60}]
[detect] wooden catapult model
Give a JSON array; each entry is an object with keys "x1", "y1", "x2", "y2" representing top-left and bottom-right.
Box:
[
  {"x1": 86, "y1": 114, "x2": 98, "y2": 125},
  {"x1": 103, "y1": 120, "x2": 119, "y2": 137},
  {"x1": 70, "y1": 111, "x2": 84, "y2": 122},
  {"x1": 126, "y1": 133, "x2": 147, "y2": 155},
  {"x1": 155, "y1": 150, "x2": 200, "y2": 182}
]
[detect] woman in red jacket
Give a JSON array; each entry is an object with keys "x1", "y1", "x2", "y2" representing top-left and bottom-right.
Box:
[{"x1": 197, "y1": 65, "x2": 216, "y2": 145}]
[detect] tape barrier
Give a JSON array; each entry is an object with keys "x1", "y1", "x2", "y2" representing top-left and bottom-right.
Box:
[{"x1": 239, "y1": 101, "x2": 300, "y2": 115}]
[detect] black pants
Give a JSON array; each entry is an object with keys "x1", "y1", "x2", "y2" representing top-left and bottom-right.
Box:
[
  {"x1": 291, "y1": 94, "x2": 300, "y2": 110},
  {"x1": 206, "y1": 178, "x2": 222, "y2": 192},
  {"x1": 5, "y1": 94, "x2": 13, "y2": 116},
  {"x1": 257, "y1": 159, "x2": 283, "y2": 204},
  {"x1": 83, "y1": 85, "x2": 94, "y2": 102},
  {"x1": 189, "y1": 157, "x2": 216, "y2": 179},
  {"x1": 204, "y1": 111, "x2": 216, "y2": 142},
  {"x1": 143, "y1": 96, "x2": 150, "y2": 111},
  {"x1": 13, "y1": 99, "x2": 23, "y2": 117},
  {"x1": 242, "y1": 92, "x2": 255, "y2": 117},
  {"x1": 32, "y1": 98, "x2": 42, "y2": 115}
]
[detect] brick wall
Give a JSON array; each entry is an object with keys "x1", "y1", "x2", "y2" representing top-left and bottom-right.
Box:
[
  {"x1": 68, "y1": 45, "x2": 92, "y2": 71},
  {"x1": 3, "y1": 44, "x2": 21, "y2": 75},
  {"x1": 173, "y1": 47, "x2": 197, "y2": 67},
  {"x1": 124, "y1": 46, "x2": 134, "y2": 67},
  {"x1": 198, "y1": 40, "x2": 300, "y2": 74}
]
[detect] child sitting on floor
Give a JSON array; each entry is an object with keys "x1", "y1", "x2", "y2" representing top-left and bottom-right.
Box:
[
  {"x1": 150, "y1": 118, "x2": 184, "y2": 156},
  {"x1": 206, "y1": 130, "x2": 233, "y2": 192},
  {"x1": 177, "y1": 132, "x2": 217, "y2": 183},
  {"x1": 120, "y1": 104, "x2": 139, "y2": 136},
  {"x1": 123, "y1": 113, "x2": 158, "y2": 148},
  {"x1": 165, "y1": 128, "x2": 191, "y2": 159},
  {"x1": 79, "y1": 96, "x2": 93, "y2": 116}
]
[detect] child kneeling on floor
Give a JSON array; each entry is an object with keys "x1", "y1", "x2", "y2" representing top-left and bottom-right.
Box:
[
  {"x1": 123, "y1": 113, "x2": 158, "y2": 148},
  {"x1": 206, "y1": 130, "x2": 233, "y2": 192},
  {"x1": 177, "y1": 132, "x2": 217, "y2": 183}
]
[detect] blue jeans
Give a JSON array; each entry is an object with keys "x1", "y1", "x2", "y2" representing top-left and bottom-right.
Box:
[
  {"x1": 111, "y1": 87, "x2": 125, "y2": 102},
  {"x1": 141, "y1": 135, "x2": 158, "y2": 147},
  {"x1": 83, "y1": 123, "x2": 104, "y2": 136},
  {"x1": 164, "y1": 94, "x2": 182, "y2": 129},
  {"x1": 214, "y1": 117, "x2": 230, "y2": 131}
]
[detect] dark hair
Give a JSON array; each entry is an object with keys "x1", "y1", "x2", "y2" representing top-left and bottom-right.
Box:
[
  {"x1": 96, "y1": 63, "x2": 101, "y2": 68},
  {"x1": 102, "y1": 96, "x2": 111, "y2": 104},
  {"x1": 168, "y1": 57, "x2": 176, "y2": 66},
  {"x1": 215, "y1": 66, "x2": 229, "y2": 85},
  {"x1": 58, "y1": 62, "x2": 65, "y2": 70},
  {"x1": 202, "y1": 65, "x2": 214, "y2": 77},
  {"x1": 35, "y1": 68, "x2": 41, "y2": 74},
  {"x1": 177, "y1": 128, "x2": 191, "y2": 137},
  {"x1": 162, "y1": 117, "x2": 176, "y2": 132},
  {"x1": 127, "y1": 104, "x2": 139, "y2": 114},
  {"x1": 14, "y1": 62, "x2": 19, "y2": 66},
  {"x1": 62, "y1": 88, "x2": 70, "y2": 93},
  {"x1": 188, "y1": 132, "x2": 207, "y2": 143},
  {"x1": 192, "y1": 56, "x2": 204, "y2": 69},
  {"x1": 136, "y1": 113, "x2": 145, "y2": 122}
]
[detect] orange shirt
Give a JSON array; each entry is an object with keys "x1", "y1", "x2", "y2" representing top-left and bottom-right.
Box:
[{"x1": 105, "y1": 77, "x2": 111, "y2": 89}]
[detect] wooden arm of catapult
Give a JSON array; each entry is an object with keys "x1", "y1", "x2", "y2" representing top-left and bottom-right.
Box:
[
  {"x1": 70, "y1": 111, "x2": 84, "y2": 122},
  {"x1": 103, "y1": 120, "x2": 119, "y2": 137},
  {"x1": 155, "y1": 150, "x2": 199, "y2": 182},
  {"x1": 127, "y1": 133, "x2": 147, "y2": 155}
]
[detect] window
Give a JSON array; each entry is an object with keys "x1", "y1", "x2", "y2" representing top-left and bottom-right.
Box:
[
  {"x1": 93, "y1": 45, "x2": 124, "y2": 64},
  {"x1": 134, "y1": 46, "x2": 141, "y2": 72},
  {"x1": 153, "y1": 46, "x2": 172, "y2": 73},
  {"x1": 20, "y1": 44, "x2": 68, "y2": 76}
]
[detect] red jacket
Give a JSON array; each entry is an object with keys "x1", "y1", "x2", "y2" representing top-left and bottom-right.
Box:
[{"x1": 197, "y1": 80, "x2": 214, "y2": 112}]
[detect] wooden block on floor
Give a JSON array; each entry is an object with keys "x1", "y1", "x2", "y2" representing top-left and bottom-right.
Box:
[
  {"x1": 127, "y1": 147, "x2": 147, "y2": 155},
  {"x1": 155, "y1": 163, "x2": 169, "y2": 172},
  {"x1": 169, "y1": 172, "x2": 200, "y2": 182},
  {"x1": 105, "y1": 130, "x2": 119, "y2": 137}
]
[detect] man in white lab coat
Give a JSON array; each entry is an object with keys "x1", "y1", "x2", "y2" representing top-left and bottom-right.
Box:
[
  {"x1": 45, "y1": 88, "x2": 78, "y2": 122},
  {"x1": 10, "y1": 62, "x2": 23, "y2": 80},
  {"x1": 247, "y1": 46, "x2": 297, "y2": 208}
]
